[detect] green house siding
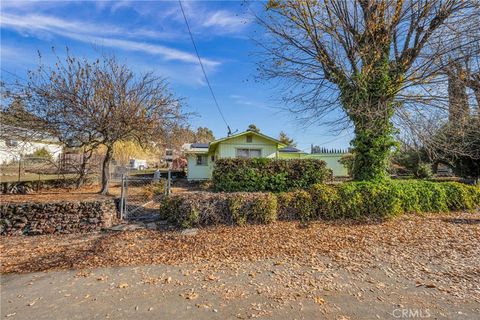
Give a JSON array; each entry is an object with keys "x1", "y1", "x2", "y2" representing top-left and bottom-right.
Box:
[
  {"x1": 186, "y1": 154, "x2": 213, "y2": 180},
  {"x1": 214, "y1": 134, "x2": 279, "y2": 159},
  {"x1": 307, "y1": 154, "x2": 348, "y2": 176},
  {"x1": 185, "y1": 131, "x2": 348, "y2": 181},
  {"x1": 277, "y1": 152, "x2": 305, "y2": 159},
  {"x1": 278, "y1": 152, "x2": 348, "y2": 176}
]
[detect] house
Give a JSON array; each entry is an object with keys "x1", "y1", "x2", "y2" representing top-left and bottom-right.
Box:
[
  {"x1": 0, "y1": 109, "x2": 63, "y2": 164},
  {"x1": 182, "y1": 130, "x2": 348, "y2": 181},
  {"x1": 0, "y1": 124, "x2": 63, "y2": 164}
]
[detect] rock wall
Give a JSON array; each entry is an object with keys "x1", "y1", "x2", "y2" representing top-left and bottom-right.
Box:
[{"x1": 0, "y1": 199, "x2": 119, "y2": 236}]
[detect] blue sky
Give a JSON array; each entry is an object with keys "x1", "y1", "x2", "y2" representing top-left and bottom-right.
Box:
[{"x1": 0, "y1": 0, "x2": 352, "y2": 151}]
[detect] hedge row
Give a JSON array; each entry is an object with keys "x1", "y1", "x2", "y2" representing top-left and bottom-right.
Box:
[
  {"x1": 160, "y1": 192, "x2": 277, "y2": 228},
  {"x1": 160, "y1": 181, "x2": 480, "y2": 228},
  {"x1": 212, "y1": 158, "x2": 332, "y2": 192},
  {"x1": 279, "y1": 181, "x2": 480, "y2": 221}
]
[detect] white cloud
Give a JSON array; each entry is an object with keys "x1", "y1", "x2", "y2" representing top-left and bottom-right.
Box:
[
  {"x1": 0, "y1": 12, "x2": 220, "y2": 67},
  {"x1": 203, "y1": 10, "x2": 248, "y2": 31},
  {"x1": 150, "y1": 1, "x2": 252, "y2": 36}
]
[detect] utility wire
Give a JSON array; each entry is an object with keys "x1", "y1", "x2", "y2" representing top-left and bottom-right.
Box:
[
  {"x1": 1, "y1": 68, "x2": 28, "y2": 83},
  {"x1": 178, "y1": 0, "x2": 232, "y2": 135}
]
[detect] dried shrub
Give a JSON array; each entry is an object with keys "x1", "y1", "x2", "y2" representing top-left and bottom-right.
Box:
[
  {"x1": 142, "y1": 181, "x2": 166, "y2": 200},
  {"x1": 160, "y1": 192, "x2": 277, "y2": 228}
]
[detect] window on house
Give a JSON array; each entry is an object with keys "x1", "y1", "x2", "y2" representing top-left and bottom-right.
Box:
[
  {"x1": 236, "y1": 148, "x2": 261, "y2": 158},
  {"x1": 196, "y1": 155, "x2": 208, "y2": 166},
  {"x1": 246, "y1": 136, "x2": 253, "y2": 143}
]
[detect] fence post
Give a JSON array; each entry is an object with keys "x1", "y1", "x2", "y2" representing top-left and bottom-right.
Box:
[
  {"x1": 120, "y1": 174, "x2": 126, "y2": 219},
  {"x1": 167, "y1": 168, "x2": 171, "y2": 195}
]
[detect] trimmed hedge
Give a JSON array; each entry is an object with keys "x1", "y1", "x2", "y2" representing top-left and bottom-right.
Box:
[
  {"x1": 161, "y1": 181, "x2": 480, "y2": 228},
  {"x1": 212, "y1": 158, "x2": 332, "y2": 192},
  {"x1": 279, "y1": 181, "x2": 480, "y2": 220},
  {"x1": 160, "y1": 192, "x2": 277, "y2": 228}
]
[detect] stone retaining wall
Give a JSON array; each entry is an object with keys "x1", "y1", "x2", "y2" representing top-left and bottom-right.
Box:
[{"x1": 0, "y1": 199, "x2": 119, "y2": 236}]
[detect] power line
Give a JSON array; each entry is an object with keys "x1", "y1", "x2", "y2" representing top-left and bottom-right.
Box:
[
  {"x1": 178, "y1": 0, "x2": 232, "y2": 135},
  {"x1": 1, "y1": 68, "x2": 28, "y2": 83}
]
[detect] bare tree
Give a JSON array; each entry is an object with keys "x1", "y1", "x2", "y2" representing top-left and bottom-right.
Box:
[
  {"x1": 22, "y1": 50, "x2": 185, "y2": 194},
  {"x1": 258, "y1": 0, "x2": 480, "y2": 180},
  {"x1": 395, "y1": 12, "x2": 480, "y2": 177}
]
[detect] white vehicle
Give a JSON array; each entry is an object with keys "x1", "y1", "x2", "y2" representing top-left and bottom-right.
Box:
[{"x1": 129, "y1": 159, "x2": 148, "y2": 170}]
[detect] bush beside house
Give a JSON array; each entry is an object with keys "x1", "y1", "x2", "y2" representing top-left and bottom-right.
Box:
[
  {"x1": 212, "y1": 158, "x2": 332, "y2": 192},
  {"x1": 161, "y1": 181, "x2": 480, "y2": 228}
]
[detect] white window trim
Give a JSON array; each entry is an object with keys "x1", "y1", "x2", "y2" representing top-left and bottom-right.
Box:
[
  {"x1": 235, "y1": 148, "x2": 262, "y2": 159},
  {"x1": 196, "y1": 154, "x2": 208, "y2": 166}
]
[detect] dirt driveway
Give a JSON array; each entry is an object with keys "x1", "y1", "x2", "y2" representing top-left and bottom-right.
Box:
[{"x1": 1, "y1": 212, "x2": 479, "y2": 319}]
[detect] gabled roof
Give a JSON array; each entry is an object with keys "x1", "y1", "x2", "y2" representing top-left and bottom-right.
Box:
[
  {"x1": 183, "y1": 131, "x2": 287, "y2": 154},
  {"x1": 208, "y1": 130, "x2": 286, "y2": 152}
]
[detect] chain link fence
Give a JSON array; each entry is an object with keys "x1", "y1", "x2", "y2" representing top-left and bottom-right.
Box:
[{"x1": 118, "y1": 174, "x2": 170, "y2": 222}]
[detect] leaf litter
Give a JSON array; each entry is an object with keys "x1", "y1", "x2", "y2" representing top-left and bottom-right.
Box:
[{"x1": 1, "y1": 211, "x2": 479, "y2": 305}]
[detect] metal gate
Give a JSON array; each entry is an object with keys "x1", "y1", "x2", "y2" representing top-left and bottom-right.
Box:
[{"x1": 119, "y1": 174, "x2": 169, "y2": 221}]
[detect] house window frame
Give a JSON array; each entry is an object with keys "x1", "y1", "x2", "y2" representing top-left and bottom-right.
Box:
[
  {"x1": 235, "y1": 148, "x2": 262, "y2": 159},
  {"x1": 246, "y1": 136, "x2": 253, "y2": 143},
  {"x1": 196, "y1": 154, "x2": 208, "y2": 166}
]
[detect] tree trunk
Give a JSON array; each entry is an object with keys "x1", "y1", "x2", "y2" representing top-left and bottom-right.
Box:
[
  {"x1": 472, "y1": 86, "x2": 480, "y2": 115},
  {"x1": 100, "y1": 144, "x2": 114, "y2": 195},
  {"x1": 339, "y1": 49, "x2": 399, "y2": 181},
  {"x1": 351, "y1": 118, "x2": 395, "y2": 181},
  {"x1": 75, "y1": 149, "x2": 92, "y2": 189},
  {"x1": 447, "y1": 62, "x2": 469, "y2": 125}
]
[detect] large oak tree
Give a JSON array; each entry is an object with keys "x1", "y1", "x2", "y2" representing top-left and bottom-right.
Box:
[{"x1": 258, "y1": 0, "x2": 480, "y2": 180}]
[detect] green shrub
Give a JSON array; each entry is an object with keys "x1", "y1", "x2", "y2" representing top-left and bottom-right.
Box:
[
  {"x1": 276, "y1": 192, "x2": 295, "y2": 220},
  {"x1": 334, "y1": 182, "x2": 402, "y2": 219},
  {"x1": 310, "y1": 181, "x2": 477, "y2": 220},
  {"x1": 160, "y1": 181, "x2": 479, "y2": 228},
  {"x1": 212, "y1": 158, "x2": 332, "y2": 192},
  {"x1": 142, "y1": 181, "x2": 166, "y2": 200},
  {"x1": 392, "y1": 181, "x2": 448, "y2": 213},
  {"x1": 160, "y1": 196, "x2": 200, "y2": 228},
  {"x1": 442, "y1": 182, "x2": 478, "y2": 211},
  {"x1": 227, "y1": 194, "x2": 248, "y2": 226},
  {"x1": 276, "y1": 190, "x2": 315, "y2": 222},
  {"x1": 309, "y1": 184, "x2": 339, "y2": 219},
  {"x1": 415, "y1": 163, "x2": 433, "y2": 179},
  {"x1": 249, "y1": 193, "x2": 278, "y2": 224}
]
